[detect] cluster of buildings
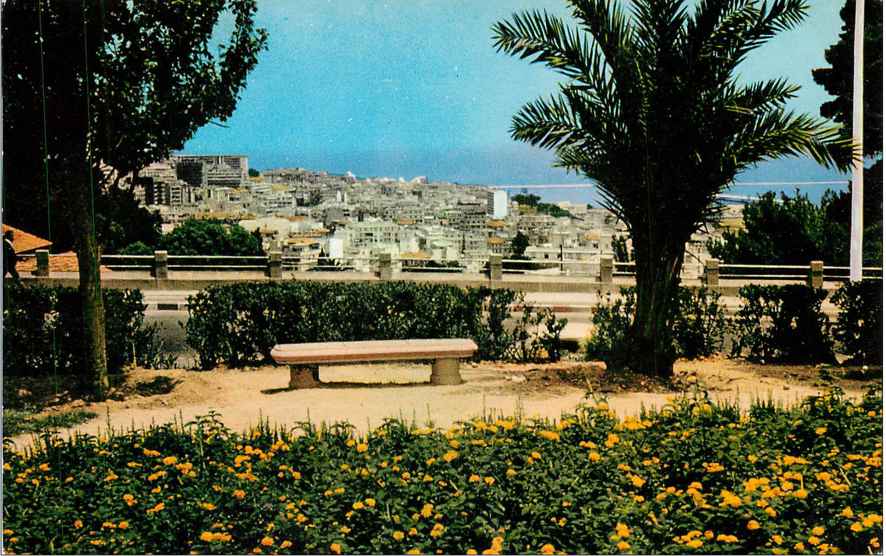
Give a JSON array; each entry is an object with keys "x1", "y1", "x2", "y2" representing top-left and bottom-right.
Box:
[{"x1": 134, "y1": 154, "x2": 729, "y2": 275}]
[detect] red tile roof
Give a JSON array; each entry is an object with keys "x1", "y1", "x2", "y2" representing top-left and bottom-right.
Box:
[
  {"x1": 16, "y1": 251, "x2": 112, "y2": 274},
  {"x1": 2, "y1": 224, "x2": 53, "y2": 254}
]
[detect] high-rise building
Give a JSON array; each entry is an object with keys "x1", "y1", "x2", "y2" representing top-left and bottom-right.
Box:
[
  {"x1": 171, "y1": 155, "x2": 248, "y2": 187},
  {"x1": 486, "y1": 189, "x2": 508, "y2": 219}
]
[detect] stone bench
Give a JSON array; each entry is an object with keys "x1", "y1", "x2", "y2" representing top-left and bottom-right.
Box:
[{"x1": 270, "y1": 338, "x2": 478, "y2": 389}]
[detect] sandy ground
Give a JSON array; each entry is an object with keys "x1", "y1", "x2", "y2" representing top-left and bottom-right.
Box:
[{"x1": 7, "y1": 357, "x2": 877, "y2": 448}]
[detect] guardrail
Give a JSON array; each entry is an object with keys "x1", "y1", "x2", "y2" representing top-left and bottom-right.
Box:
[{"x1": 21, "y1": 249, "x2": 882, "y2": 288}]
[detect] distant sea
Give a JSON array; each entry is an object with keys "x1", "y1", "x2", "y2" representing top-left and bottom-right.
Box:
[{"x1": 475, "y1": 157, "x2": 853, "y2": 207}]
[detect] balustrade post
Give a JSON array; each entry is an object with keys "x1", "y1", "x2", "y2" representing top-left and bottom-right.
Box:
[
  {"x1": 703, "y1": 259, "x2": 720, "y2": 288},
  {"x1": 34, "y1": 249, "x2": 50, "y2": 277},
  {"x1": 377, "y1": 253, "x2": 393, "y2": 281},
  {"x1": 152, "y1": 250, "x2": 168, "y2": 281},
  {"x1": 808, "y1": 260, "x2": 824, "y2": 288},
  {"x1": 267, "y1": 251, "x2": 283, "y2": 280},
  {"x1": 599, "y1": 256, "x2": 613, "y2": 284},
  {"x1": 487, "y1": 254, "x2": 503, "y2": 282}
]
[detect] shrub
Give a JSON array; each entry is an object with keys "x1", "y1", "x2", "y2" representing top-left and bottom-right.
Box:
[
  {"x1": 2, "y1": 283, "x2": 160, "y2": 377},
  {"x1": 3, "y1": 389, "x2": 881, "y2": 554},
  {"x1": 584, "y1": 287, "x2": 635, "y2": 369},
  {"x1": 832, "y1": 280, "x2": 883, "y2": 365},
  {"x1": 733, "y1": 285, "x2": 835, "y2": 364},
  {"x1": 585, "y1": 287, "x2": 727, "y2": 367},
  {"x1": 672, "y1": 288, "x2": 728, "y2": 359},
  {"x1": 185, "y1": 282, "x2": 565, "y2": 368}
]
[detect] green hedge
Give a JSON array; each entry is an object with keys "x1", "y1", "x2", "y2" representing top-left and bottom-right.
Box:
[
  {"x1": 733, "y1": 285, "x2": 835, "y2": 364},
  {"x1": 3, "y1": 389, "x2": 881, "y2": 554},
  {"x1": 2, "y1": 283, "x2": 157, "y2": 377},
  {"x1": 185, "y1": 282, "x2": 566, "y2": 368},
  {"x1": 584, "y1": 287, "x2": 727, "y2": 368},
  {"x1": 831, "y1": 281, "x2": 883, "y2": 365}
]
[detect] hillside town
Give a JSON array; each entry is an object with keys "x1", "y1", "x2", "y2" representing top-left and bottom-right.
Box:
[{"x1": 135, "y1": 154, "x2": 738, "y2": 274}]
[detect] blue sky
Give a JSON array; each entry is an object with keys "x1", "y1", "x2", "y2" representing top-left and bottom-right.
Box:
[{"x1": 183, "y1": 0, "x2": 848, "y2": 191}]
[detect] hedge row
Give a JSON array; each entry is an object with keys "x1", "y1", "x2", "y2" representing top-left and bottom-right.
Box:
[
  {"x1": 185, "y1": 282, "x2": 566, "y2": 369},
  {"x1": 586, "y1": 282, "x2": 883, "y2": 367},
  {"x1": 2, "y1": 283, "x2": 160, "y2": 377},
  {"x1": 3, "y1": 389, "x2": 881, "y2": 554}
]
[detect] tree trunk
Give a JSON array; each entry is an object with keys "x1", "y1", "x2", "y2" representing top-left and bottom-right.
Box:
[
  {"x1": 625, "y1": 237, "x2": 686, "y2": 378},
  {"x1": 67, "y1": 177, "x2": 109, "y2": 399}
]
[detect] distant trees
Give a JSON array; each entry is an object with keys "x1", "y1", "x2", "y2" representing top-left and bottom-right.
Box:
[
  {"x1": 248, "y1": 168, "x2": 261, "y2": 178},
  {"x1": 512, "y1": 193, "x2": 573, "y2": 218},
  {"x1": 2, "y1": 0, "x2": 267, "y2": 397},
  {"x1": 510, "y1": 231, "x2": 530, "y2": 259},
  {"x1": 708, "y1": 191, "x2": 849, "y2": 265},
  {"x1": 493, "y1": 0, "x2": 851, "y2": 377},
  {"x1": 138, "y1": 219, "x2": 265, "y2": 257}
]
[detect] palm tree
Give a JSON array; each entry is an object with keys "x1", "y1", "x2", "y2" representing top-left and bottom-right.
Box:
[{"x1": 493, "y1": 0, "x2": 853, "y2": 377}]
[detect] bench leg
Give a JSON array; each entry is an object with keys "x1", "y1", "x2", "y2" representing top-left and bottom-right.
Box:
[
  {"x1": 430, "y1": 358, "x2": 462, "y2": 385},
  {"x1": 289, "y1": 365, "x2": 321, "y2": 389}
]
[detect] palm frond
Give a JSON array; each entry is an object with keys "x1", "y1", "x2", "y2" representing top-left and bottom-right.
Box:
[
  {"x1": 728, "y1": 109, "x2": 855, "y2": 172},
  {"x1": 491, "y1": 10, "x2": 597, "y2": 81}
]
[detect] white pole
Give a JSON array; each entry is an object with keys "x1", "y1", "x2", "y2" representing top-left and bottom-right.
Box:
[{"x1": 849, "y1": 0, "x2": 865, "y2": 282}]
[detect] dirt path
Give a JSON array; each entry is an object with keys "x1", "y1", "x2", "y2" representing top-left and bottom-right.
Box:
[{"x1": 7, "y1": 358, "x2": 877, "y2": 447}]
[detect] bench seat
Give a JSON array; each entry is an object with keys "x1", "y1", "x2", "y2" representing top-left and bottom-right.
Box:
[{"x1": 271, "y1": 339, "x2": 478, "y2": 388}]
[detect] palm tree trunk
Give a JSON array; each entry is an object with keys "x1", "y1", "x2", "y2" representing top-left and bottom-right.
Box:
[
  {"x1": 66, "y1": 177, "x2": 109, "y2": 399},
  {"x1": 626, "y1": 236, "x2": 685, "y2": 377}
]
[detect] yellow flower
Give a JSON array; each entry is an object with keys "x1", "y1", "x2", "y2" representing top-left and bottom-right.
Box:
[
  {"x1": 808, "y1": 536, "x2": 821, "y2": 546},
  {"x1": 616, "y1": 540, "x2": 630, "y2": 551},
  {"x1": 540, "y1": 543, "x2": 555, "y2": 554},
  {"x1": 851, "y1": 522, "x2": 864, "y2": 533},
  {"x1": 38, "y1": 463, "x2": 50, "y2": 472},
  {"x1": 340, "y1": 526, "x2": 351, "y2": 534},
  {"x1": 531, "y1": 451, "x2": 542, "y2": 460},
  {"x1": 393, "y1": 531, "x2": 405, "y2": 541},
  {"x1": 605, "y1": 434, "x2": 620, "y2": 448},
  {"x1": 421, "y1": 503, "x2": 434, "y2": 518},
  {"x1": 747, "y1": 520, "x2": 760, "y2": 531},
  {"x1": 430, "y1": 523, "x2": 445, "y2": 538},
  {"x1": 118, "y1": 521, "x2": 129, "y2": 530},
  {"x1": 352, "y1": 501, "x2": 365, "y2": 510},
  {"x1": 233, "y1": 489, "x2": 246, "y2": 499},
  {"x1": 330, "y1": 542, "x2": 342, "y2": 554},
  {"x1": 841, "y1": 507, "x2": 854, "y2": 518},
  {"x1": 815, "y1": 427, "x2": 827, "y2": 435},
  {"x1": 765, "y1": 507, "x2": 777, "y2": 518},
  {"x1": 406, "y1": 549, "x2": 421, "y2": 555},
  {"x1": 794, "y1": 543, "x2": 805, "y2": 552},
  {"x1": 506, "y1": 468, "x2": 517, "y2": 478},
  {"x1": 365, "y1": 498, "x2": 376, "y2": 507},
  {"x1": 716, "y1": 534, "x2": 739, "y2": 543},
  {"x1": 794, "y1": 488, "x2": 808, "y2": 499},
  {"x1": 123, "y1": 493, "x2": 136, "y2": 507},
  {"x1": 747, "y1": 455, "x2": 758, "y2": 463},
  {"x1": 538, "y1": 431, "x2": 560, "y2": 441},
  {"x1": 163, "y1": 456, "x2": 178, "y2": 465},
  {"x1": 260, "y1": 536, "x2": 275, "y2": 547},
  {"x1": 143, "y1": 448, "x2": 161, "y2": 457},
  {"x1": 200, "y1": 502, "x2": 216, "y2": 510},
  {"x1": 147, "y1": 502, "x2": 165, "y2": 514},
  {"x1": 686, "y1": 539, "x2": 703, "y2": 549},
  {"x1": 629, "y1": 475, "x2": 645, "y2": 488},
  {"x1": 74, "y1": 519, "x2": 83, "y2": 529},
  {"x1": 812, "y1": 526, "x2": 825, "y2": 536},
  {"x1": 467, "y1": 550, "x2": 478, "y2": 555},
  {"x1": 442, "y1": 450, "x2": 459, "y2": 463},
  {"x1": 470, "y1": 474, "x2": 482, "y2": 483},
  {"x1": 281, "y1": 540, "x2": 293, "y2": 549},
  {"x1": 484, "y1": 476, "x2": 496, "y2": 486},
  {"x1": 356, "y1": 443, "x2": 368, "y2": 453},
  {"x1": 771, "y1": 534, "x2": 783, "y2": 545},
  {"x1": 589, "y1": 452, "x2": 601, "y2": 463}
]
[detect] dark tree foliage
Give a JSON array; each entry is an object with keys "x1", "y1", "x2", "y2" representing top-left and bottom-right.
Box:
[
  {"x1": 708, "y1": 191, "x2": 847, "y2": 265},
  {"x1": 2, "y1": 0, "x2": 267, "y2": 398},
  {"x1": 510, "y1": 231, "x2": 530, "y2": 258},
  {"x1": 158, "y1": 219, "x2": 264, "y2": 257},
  {"x1": 612, "y1": 234, "x2": 633, "y2": 263},
  {"x1": 812, "y1": 0, "x2": 883, "y2": 158},
  {"x1": 493, "y1": 0, "x2": 851, "y2": 377}
]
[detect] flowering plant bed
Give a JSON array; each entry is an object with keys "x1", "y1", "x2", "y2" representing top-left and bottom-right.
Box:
[{"x1": 3, "y1": 389, "x2": 882, "y2": 555}]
